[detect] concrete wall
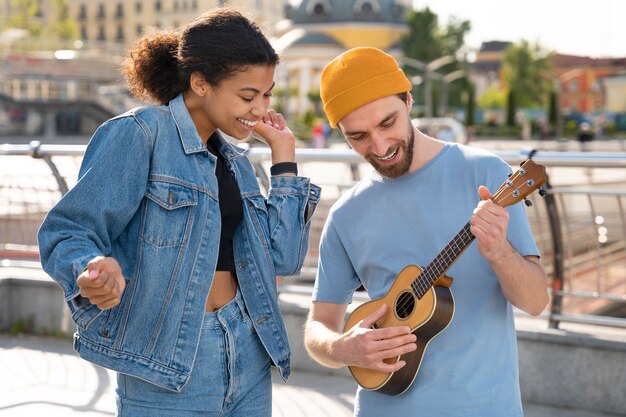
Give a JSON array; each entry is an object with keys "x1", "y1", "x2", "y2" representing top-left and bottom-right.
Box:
[
  {"x1": 1, "y1": 274, "x2": 625, "y2": 415},
  {"x1": 518, "y1": 328, "x2": 626, "y2": 415},
  {"x1": 0, "y1": 275, "x2": 74, "y2": 336}
]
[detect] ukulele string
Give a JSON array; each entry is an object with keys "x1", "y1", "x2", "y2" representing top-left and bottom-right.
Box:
[{"x1": 395, "y1": 224, "x2": 474, "y2": 317}]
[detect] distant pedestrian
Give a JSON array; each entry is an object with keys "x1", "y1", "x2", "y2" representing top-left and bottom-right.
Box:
[
  {"x1": 322, "y1": 120, "x2": 332, "y2": 145},
  {"x1": 577, "y1": 122, "x2": 594, "y2": 151},
  {"x1": 311, "y1": 120, "x2": 325, "y2": 148},
  {"x1": 537, "y1": 118, "x2": 549, "y2": 140},
  {"x1": 38, "y1": 7, "x2": 320, "y2": 416}
]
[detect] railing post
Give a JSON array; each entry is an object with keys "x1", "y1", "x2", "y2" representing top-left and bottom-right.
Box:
[
  {"x1": 29, "y1": 141, "x2": 69, "y2": 196},
  {"x1": 253, "y1": 161, "x2": 269, "y2": 194},
  {"x1": 544, "y1": 181, "x2": 565, "y2": 329}
]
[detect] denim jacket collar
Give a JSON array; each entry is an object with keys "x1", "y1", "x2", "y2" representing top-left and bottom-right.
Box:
[
  {"x1": 169, "y1": 93, "x2": 249, "y2": 160},
  {"x1": 169, "y1": 93, "x2": 206, "y2": 154}
]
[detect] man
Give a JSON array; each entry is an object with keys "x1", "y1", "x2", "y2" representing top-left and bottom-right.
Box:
[{"x1": 304, "y1": 47, "x2": 548, "y2": 416}]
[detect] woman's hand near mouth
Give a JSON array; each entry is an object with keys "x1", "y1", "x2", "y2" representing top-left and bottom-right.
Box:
[{"x1": 252, "y1": 109, "x2": 296, "y2": 164}]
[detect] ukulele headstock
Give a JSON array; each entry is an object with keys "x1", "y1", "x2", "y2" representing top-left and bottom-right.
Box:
[{"x1": 492, "y1": 160, "x2": 548, "y2": 208}]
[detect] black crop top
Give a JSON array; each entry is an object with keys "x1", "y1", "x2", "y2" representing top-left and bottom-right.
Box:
[{"x1": 206, "y1": 137, "x2": 243, "y2": 273}]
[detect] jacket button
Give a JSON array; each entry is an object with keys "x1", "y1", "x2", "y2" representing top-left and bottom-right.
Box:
[
  {"x1": 238, "y1": 262, "x2": 248, "y2": 270},
  {"x1": 256, "y1": 316, "x2": 268, "y2": 324}
]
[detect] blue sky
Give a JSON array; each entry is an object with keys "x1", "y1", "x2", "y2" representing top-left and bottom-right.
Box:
[{"x1": 412, "y1": 0, "x2": 626, "y2": 58}]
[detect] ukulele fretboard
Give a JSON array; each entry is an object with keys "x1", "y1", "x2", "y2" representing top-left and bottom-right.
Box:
[{"x1": 411, "y1": 223, "x2": 475, "y2": 298}]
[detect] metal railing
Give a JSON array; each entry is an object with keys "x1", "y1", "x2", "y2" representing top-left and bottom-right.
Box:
[
  {"x1": 0, "y1": 76, "x2": 144, "y2": 117},
  {"x1": 1, "y1": 141, "x2": 625, "y2": 330}
]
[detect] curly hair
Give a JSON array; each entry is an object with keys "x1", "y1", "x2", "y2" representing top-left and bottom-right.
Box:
[{"x1": 121, "y1": 8, "x2": 279, "y2": 105}]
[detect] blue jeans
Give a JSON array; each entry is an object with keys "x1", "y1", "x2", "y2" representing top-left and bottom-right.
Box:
[{"x1": 116, "y1": 291, "x2": 272, "y2": 416}]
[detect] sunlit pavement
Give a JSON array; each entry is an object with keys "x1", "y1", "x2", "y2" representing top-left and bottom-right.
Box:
[
  {"x1": 1, "y1": 333, "x2": 621, "y2": 417},
  {"x1": 0, "y1": 334, "x2": 355, "y2": 417}
]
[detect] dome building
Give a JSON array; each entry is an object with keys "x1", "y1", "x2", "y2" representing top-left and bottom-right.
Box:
[{"x1": 273, "y1": 0, "x2": 410, "y2": 117}]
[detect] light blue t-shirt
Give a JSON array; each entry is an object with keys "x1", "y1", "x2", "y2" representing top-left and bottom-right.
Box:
[{"x1": 312, "y1": 143, "x2": 540, "y2": 417}]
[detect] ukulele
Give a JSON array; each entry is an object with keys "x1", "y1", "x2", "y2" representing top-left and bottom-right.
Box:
[{"x1": 343, "y1": 159, "x2": 548, "y2": 395}]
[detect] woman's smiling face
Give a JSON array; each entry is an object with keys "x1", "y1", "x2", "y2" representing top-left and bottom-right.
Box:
[{"x1": 191, "y1": 64, "x2": 276, "y2": 141}]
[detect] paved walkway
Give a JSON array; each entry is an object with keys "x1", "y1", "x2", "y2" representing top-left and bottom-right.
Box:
[{"x1": 1, "y1": 334, "x2": 621, "y2": 417}]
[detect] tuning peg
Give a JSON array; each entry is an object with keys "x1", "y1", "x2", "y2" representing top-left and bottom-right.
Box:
[
  {"x1": 538, "y1": 188, "x2": 547, "y2": 197},
  {"x1": 524, "y1": 199, "x2": 533, "y2": 207},
  {"x1": 507, "y1": 173, "x2": 512, "y2": 178}
]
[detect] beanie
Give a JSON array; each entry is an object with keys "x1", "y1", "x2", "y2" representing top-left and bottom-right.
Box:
[{"x1": 320, "y1": 47, "x2": 411, "y2": 128}]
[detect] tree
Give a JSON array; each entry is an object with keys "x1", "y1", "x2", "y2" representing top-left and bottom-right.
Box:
[
  {"x1": 3, "y1": 0, "x2": 76, "y2": 40},
  {"x1": 548, "y1": 90, "x2": 558, "y2": 127},
  {"x1": 465, "y1": 84, "x2": 475, "y2": 127},
  {"x1": 477, "y1": 85, "x2": 507, "y2": 109},
  {"x1": 502, "y1": 41, "x2": 553, "y2": 108},
  {"x1": 506, "y1": 90, "x2": 516, "y2": 126},
  {"x1": 402, "y1": 8, "x2": 471, "y2": 110},
  {"x1": 402, "y1": 8, "x2": 443, "y2": 63},
  {"x1": 4, "y1": 0, "x2": 42, "y2": 35},
  {"x1": 47, "y1": 0, "x2": 77, "y2": 40}
]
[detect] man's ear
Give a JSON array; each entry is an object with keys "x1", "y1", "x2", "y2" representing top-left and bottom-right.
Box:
[
  {"x1": 189, "y1": 72, "x2": 208, "y2": 97},
  {"x1": 406, "y1": 92, "x2": 413, "y2": 110}
]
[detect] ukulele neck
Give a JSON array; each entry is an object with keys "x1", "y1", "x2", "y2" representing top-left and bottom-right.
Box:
[{"x1": 411, "y1": 222, "x2": 475, "y2": 298}]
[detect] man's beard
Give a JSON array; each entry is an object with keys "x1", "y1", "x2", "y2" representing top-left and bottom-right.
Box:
[{"x1": 365, "y1": 122, "x2": 415, "y2": 179}]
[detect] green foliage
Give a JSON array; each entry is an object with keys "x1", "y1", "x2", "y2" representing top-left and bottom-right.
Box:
[
  {"x1": 273, "y1": 85, "x2": 299, "y2": 98},
  {"x1": 475, "y1": 124, "x2": 521, "y2": 138},
  {"x1": 307, "y1": 89, "x2": 322, "y2": 116},
  {"x1": 439, "y1": 16, "x2": 472, "y2": 58},
  {"x1": 548, "y1": 91, "x2": 558, "y2": 125},
  {"x1": 603, "y1": 122, "x2": 619, "y2": 135},
  {"x1": 403, "y1": 8, "x2": 471, "y2": 63},
  {"x1": 564, "y1": 120, "x2": 579, "y2": 136},
  {"x1": 402, "y1": 8, "x2": 471, "y2": 112},
  {"x1": 3, "y1": 0, "x2": 77, "y2": 40},
  {"x1": 502, "y1": 40, "x2": 553, "y2": 108},
  {"x1": 5, "y1": 0, "x2": 42, "y2": 35},
  {"x1": 506, "y1": 90, "x2": 516, "y2": 126},
  {"x1": 303, "y1": 110, "x2": 315, "y2": 127},
  {"x1": 47, "y1": 0, "x2": 77, "y2": 40},
  {"x1": 402, "y1": 7, "x2": 443, "y2": 64},
  {"x1": 289, "y1": 111, "x2": 316, "y2": 142},
  {"x1": 7, "y1": 316, "x2": 68, "y2": 338},
  {"x1": 288, "y1": 118, "x2": 311, "y2": 142},
  {"x1": 430, "y1": 83, "x2": 440, "y2": 117},
  {"x1": 477, "y1": 85, "x2": 507, "y2": 109},
  {"x1": 10, "y1": 316, "x2": 34, "y2": 335}
]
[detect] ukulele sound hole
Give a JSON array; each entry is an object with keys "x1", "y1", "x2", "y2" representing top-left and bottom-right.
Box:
[{"x1": 395, "y1": 291, "x2": 415, "y2": 319}]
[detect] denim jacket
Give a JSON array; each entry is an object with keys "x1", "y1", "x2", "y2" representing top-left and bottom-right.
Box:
[{"x1": 38, "y1": 94, "x2": 320, "y2": 392}]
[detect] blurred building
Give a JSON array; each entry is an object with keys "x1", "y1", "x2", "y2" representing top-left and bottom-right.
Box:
[
  {"x1": 603, "y1": 73, "x2": 626, "y2": 113},
  {"x1": 469, "y1": 40, "x2": 511, "y2": 100},
  {"x1": 552, "y1": 54, "x2": 626, "y2": 114},
  {"x1": 67, "y1": 0, "x2": 288, "y2": 51},
  {"x1": 470, "y1": 41, "x2": 626, "y2": 119},
  {"x1": 65, "y1": 0, "x2": 412, "y2": 118}
]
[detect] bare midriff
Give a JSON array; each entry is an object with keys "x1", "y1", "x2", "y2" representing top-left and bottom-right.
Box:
[{"x1": 205, "y1": 270, "x2": 238, "y2": 311}]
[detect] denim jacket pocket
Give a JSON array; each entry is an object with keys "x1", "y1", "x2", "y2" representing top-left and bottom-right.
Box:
[
  {"x1": 143, "y1": 180, "x2": 198, "y2": 247},
  {"x1": 98, "y1": 277, "x2": 131, "y2": 339},
  {"x1": 70, "y1": 298, "x2": 103, "y2": 331}
]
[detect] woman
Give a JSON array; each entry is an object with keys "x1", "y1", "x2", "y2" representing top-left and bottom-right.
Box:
[{"x1": 38, "y1": 8, "x2": 320, "y2": 416}]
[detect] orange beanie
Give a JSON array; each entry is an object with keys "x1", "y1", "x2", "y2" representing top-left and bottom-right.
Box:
[{"x1": 320, "y1": 47, "x2": 411, "y2": 128}]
